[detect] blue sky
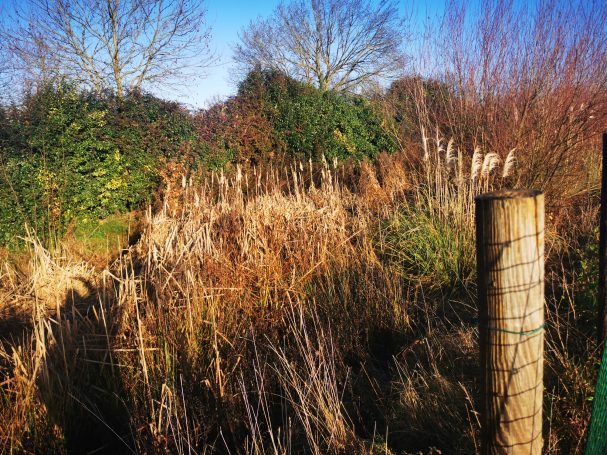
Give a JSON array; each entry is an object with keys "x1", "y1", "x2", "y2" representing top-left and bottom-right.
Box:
[
  {"x1": 175, "y1": 0, "x2": 447, "y2": 109},
  {"x1": 0, "y1": 0, "x2": 458, "y2": 107},
  {"x1": 180, "y1": 0, "x2": 284, "y2": 108},
  {"x1": 1, "y1": 0, "x2": 566, "y2": 108}
]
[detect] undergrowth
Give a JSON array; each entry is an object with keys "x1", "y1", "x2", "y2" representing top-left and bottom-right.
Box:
[{"x1": 0, "y1": 142, "x2": 601, "y2": 454}]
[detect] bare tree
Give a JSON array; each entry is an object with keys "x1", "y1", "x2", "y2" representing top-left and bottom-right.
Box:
[
  {"x1": 406, "y1": 0, "x2": 607, "y2": 195},
  {"x1": 0, "y1": 0, "x2": 213, "y2": 98},
  {"x1": 234, "y1": 0, "x2": 406, "y2": 92}
]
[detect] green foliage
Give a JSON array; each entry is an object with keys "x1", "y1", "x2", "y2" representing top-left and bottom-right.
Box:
[
  {"x1": 254, "y1": 69, "x2": 398, "y2": 162},
  {"x1": 194, "y1": 88, "x2": 278, "y2": 167},
  {"x1": 0, "y1": 71, "x2": 400, "y2": 246},
  {"x1": 566, "y1": 225, "x2": 600, "y2": 326},
  {"x1": 377, "y1": 190, "x2": 476, "y2": 290},
  {"x1": 196, "y1": 69, "x2": 398, "y2": 165},
  {"x1": 0, "y1": 156, "x2": 45, "y2": 245},
  {"x1": 0, "y1": 84, "x2": 196, "y2": 246},
  {"x1": 270, "y1": 85, "x2": 396, "y2": 162}
]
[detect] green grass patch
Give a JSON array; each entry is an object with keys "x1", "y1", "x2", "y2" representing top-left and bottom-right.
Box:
[
  {"x1": 70, "y1": 213, "x2": 135, "y2": 260},
  {"x1": 377, "y1": 203, "x2": 476, "y2": 290}
]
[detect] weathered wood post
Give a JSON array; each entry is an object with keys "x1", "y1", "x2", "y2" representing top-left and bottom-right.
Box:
[
  {"x1": 598, "y1": 132, "x2": 607, "y2": 343},
  {"x1": 475, "y1": 190, "x2": 545, "y2": 454}
]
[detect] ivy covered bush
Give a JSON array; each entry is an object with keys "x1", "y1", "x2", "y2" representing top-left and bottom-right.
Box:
[
  {"x1": 196, "y1": 69, "x2": 398, "y2": 165},
  {"x1": 0, "y1": 71, "x2": 399, "y2": 246},
  {"x1": 0, "y1": 84, "x2": 198, "y2": 245}
]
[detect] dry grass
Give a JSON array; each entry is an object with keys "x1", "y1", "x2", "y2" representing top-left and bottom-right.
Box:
[{"x1": 0, "y1": 144, "x2": 601, "y2": 454}]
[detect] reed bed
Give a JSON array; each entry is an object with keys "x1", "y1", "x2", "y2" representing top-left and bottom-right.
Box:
[{"x1": 0, "y1": 143, "x2": 600, "y2": 454}]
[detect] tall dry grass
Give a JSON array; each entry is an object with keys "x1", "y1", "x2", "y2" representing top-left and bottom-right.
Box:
[
  {"x1": 0, "y1": 144, "x2": 601, "y2": 453},
  {"x1": 400, "y1": 0, "x2": 607, "y2": 199}
]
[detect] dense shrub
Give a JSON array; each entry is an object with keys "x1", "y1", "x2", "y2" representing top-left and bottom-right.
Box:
[
  {"x1": 0, "y1": 72, "x2": 400, "y2": 246},
  {"x1": 194, "y1": 90, "x2": 276, "y2": 167},
  {"x1": 196, "y1": 69, "x2": 398, "y2": 165},
  {"x1": 0, "y1": 85, "x2": 199, "y2": 245}
]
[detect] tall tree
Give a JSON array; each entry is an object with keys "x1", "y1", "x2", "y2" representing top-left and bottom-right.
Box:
[
  {"x1": 1, "y1": 0, "x2": 213, "y2": 98},
  {"x1": 234, "y1": 0, "x2": 406, "y2": 92}
]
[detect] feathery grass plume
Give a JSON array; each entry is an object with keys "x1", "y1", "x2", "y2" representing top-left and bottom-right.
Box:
[
  {"x1": 502, "y1": 148, "x2": 516, "y2": 178},
  {"x1": 481, "y1": 152, "x2": 501, "y2": 178},
  {"x1": 446, "y1": 138, "x2": 456, "y2": 169},
  {"x1": 309, "y1": 158, "x2": 314, "y2": 185},
  {"x1": 436, "y1": 128, "x2": 444, "y2": 156},
  {"x1": 422, "y1": 126, "x2": 429, "y2": 161},
  {"x1": 321, "y1": 154, "x2": 328, "y2": 169},
  {"x1": 471, "y1": 147, "x2": 483, "y2": 180}
]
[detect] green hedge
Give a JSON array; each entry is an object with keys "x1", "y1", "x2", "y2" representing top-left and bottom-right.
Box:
[
  {"x1": 0, "y1": 85, "x2": 197, "y2": 246},
  {"x1": 196, "y1": 69, "x2": 398, "y2": 165},
  {"x1": 0, "y1": 73, "x2": 399, "y2": 246}
]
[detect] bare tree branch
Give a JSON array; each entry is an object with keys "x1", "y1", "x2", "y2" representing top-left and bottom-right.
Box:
[
  {"x1": 234, "y1": 0, "x2": 407, "y2": 92},
  {"x1": 413, "y1": 0, "x2": 607, "y2": 194},
  {"x1": 0, "y1": 0, "x2": 214, "y2": 98}
]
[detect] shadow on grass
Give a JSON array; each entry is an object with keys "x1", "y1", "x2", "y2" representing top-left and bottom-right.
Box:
[
  {"x1": 303, "y1": 266, "x2": 481, "y2": 454},
  {"x1": 1, "y1": 253, "x2": 481, "y2": 453},
  {"x1": 35, "y1": 276, "x2": 136, "y2": 454}
]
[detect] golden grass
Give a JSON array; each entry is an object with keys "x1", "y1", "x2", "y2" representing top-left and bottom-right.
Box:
[{"x1": 0, "y1": 145, "x2": 600, "y2": 454}]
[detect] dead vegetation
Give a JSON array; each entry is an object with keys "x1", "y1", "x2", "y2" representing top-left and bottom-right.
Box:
[{"x1": 0, "y1": 147, "x2": 601, "y2": 453}]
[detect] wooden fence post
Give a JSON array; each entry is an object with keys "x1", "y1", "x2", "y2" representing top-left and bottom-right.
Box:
[
  {"x1": 598, "y1": 132, "x2": 607, "y2": 343},
  {"x1": 475, "y1": 189, "x2": 545, "y2": 454}
]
